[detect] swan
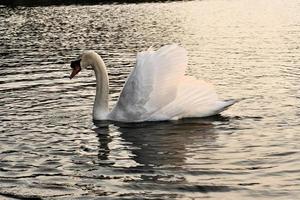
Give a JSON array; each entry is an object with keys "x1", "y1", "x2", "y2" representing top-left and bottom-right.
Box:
[{"x1": 70, "y1": 44, "x2": 237, "y2": 122}]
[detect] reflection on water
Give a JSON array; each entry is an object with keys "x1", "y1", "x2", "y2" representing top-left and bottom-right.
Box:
[
  {"x1": 95, "y1": 117, "x2": 222, "y2": 168},
  {"x1": 93, "y1": 117, "x2": 239, "y2": 197},
  {"x1": 0, "y1": 0, "x2": 300, "y2": 199}
]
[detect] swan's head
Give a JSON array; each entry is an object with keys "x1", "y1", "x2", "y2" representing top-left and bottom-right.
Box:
[
  {"x1": 69, "y1": 51, "x2": 99, "y2": 79},
  {"x1": 70, "y1": 59, "x2": 81, "y2": 79}
]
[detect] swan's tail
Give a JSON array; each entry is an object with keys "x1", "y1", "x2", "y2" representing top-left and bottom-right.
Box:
[
  {"x1": 213, "y1": 98, "x2": 246, "y2": 115},
  {"x1": 214, "y1": 99, "x2": 238, "y2": 114}
]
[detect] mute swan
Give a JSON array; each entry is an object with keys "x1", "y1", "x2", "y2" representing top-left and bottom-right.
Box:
[{"x1": 70, "y1": 44, "x2": 237, "y2": 122}]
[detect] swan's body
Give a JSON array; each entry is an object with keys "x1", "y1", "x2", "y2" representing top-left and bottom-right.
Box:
[{"x1": 70, "y1": 45, "x2": 237, "y2": 122}]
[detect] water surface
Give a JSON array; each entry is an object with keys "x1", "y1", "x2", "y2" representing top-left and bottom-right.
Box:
[{"x1": 0, "y1": 0, "x2": 300, "y2": 199}]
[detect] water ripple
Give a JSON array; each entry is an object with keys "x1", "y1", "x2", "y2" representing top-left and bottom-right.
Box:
[{"x1": 0, "y1": 0, "x2": 300, "y2": 199}]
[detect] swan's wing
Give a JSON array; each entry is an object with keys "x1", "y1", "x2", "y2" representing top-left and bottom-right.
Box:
[
  {"x1": 147, "y1": 77, "x2": 217, "y2": 120},
  {"x1": 109, "y1": 44, "x2": 187, "y2": 122},
  {"x1": 149, "y1": 77, "x2": 236, "y2": 120}
]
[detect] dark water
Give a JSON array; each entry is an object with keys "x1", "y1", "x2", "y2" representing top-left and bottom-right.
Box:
[{"x1": 1, "y1": 0, "x2": 300, "y2": 199}]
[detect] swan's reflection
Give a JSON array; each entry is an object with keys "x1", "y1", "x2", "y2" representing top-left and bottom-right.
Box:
[
  {"x1": 93, "y1": 126, "x2": 112, "y2": 164},
  {"x1": 94, "y1": 116, "x2": 230, "y2": 168}
]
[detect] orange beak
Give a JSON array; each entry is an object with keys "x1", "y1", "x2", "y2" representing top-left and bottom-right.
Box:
[
  {"x1": 70, "y1": 65, "x2": 81, "y2": 79},
  {"x1": 70, "y1": 59, "x2": 81, "y2": 79}
]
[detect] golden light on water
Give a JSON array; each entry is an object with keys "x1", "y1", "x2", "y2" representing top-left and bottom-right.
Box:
[{"x1": 0, "y1": 0, "x2": 299, "y2": 199}]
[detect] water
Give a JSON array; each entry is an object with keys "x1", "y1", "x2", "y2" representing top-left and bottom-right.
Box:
[{"x1": 0, "y1": 0, "x2": 300, "y2": 199}]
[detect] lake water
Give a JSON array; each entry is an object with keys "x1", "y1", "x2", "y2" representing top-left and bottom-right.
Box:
[{"x1": 0, "y1": 0, "x2": 300, "y2": 199}]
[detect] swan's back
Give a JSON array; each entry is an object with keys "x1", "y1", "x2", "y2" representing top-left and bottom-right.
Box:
[{"x1": 108, "y1": 45, "x2": 234, "y2": 122}]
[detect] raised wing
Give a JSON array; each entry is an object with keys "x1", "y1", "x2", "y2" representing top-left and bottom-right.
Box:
[{"x1": 109, "y1": 45, "x2": 188, "y2": 122}]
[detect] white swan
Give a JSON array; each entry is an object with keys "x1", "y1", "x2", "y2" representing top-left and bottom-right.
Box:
[{"x1": 70, "y1": 44, "x2": 237, "y2": 122}]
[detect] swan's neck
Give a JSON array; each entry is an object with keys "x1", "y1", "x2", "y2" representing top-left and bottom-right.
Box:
[{"x1": 92, "y1": 55, "x2": 109, "y2": 120}]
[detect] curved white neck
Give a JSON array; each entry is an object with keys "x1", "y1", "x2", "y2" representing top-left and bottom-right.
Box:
[{"x1": 91, "y1": 54, "x2": 109, "y2": 120}]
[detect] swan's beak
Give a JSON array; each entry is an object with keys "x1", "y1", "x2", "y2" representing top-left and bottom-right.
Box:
[{"x1": 70, "y1": 59, "x2": 81, "y2": 79}]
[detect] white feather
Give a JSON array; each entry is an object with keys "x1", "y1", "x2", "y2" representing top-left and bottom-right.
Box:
[{"x1": 108, "y1": 44, "x2": 236, "y2": 122}]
